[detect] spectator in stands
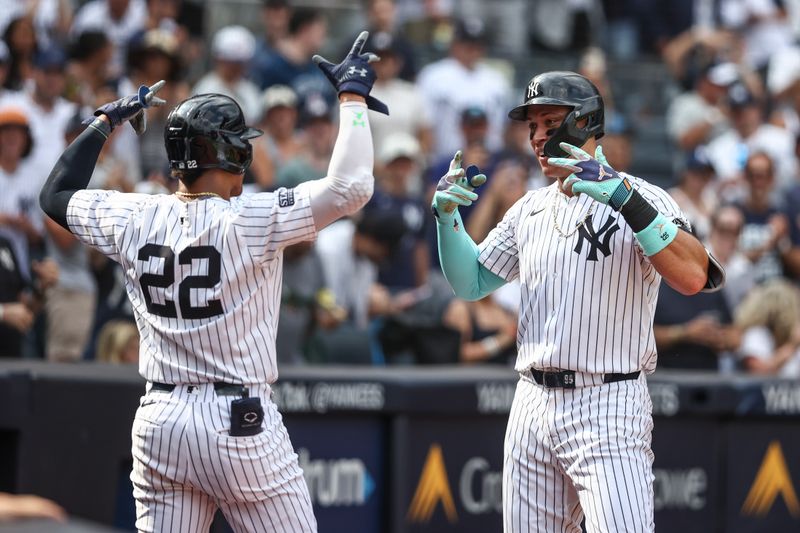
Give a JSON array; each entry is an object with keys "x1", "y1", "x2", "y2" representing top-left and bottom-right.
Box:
[
  {"x1": 192, "y1": 25, "x2": 261, "y2": 123},
  {"x1": 466, "y1": 159, "x2": 527, "y2": 243},
  {"x1": 255, "y1": 84, "x2": 303, "y2": 172},
  {"x1": 416, "y1": 17, "x2": 511, "y2": 159},
  {"x1": 661, "y1": 28, "x2": 740, "y2": 91},
  {"x1": 3, "y1": 16, "x2": 38, "y2": 91},
  {"x1": 123, "y1": 29, "x2": 188, "y2": 178},
  {"x1": 706, "y1": 205, "x2": 754, "y2": 310},
  {"x1": 442, "y1": 295, "x2": 517, "y2": 365},
  {"x1": 718, "y1": 0, "x2": 793, "y2": 72},
  {"x1": 653, "y1": 280, "x2": 740, "y2": 371},
  {"x1": 0, "y1": 42, "x2": 14, "y2": 106},
  {"x1": 668, "y1": 147, "x2": 718, "y2": 240},
  {"x1": 0, "y1": 107, "x2": 44, "y2": 277},
  {"x1": 277, "y1": 241, "x2": 345, "y2": 364},
  {"x1": 528, "y1": 0, "x2": 604, "y2": 52},
  {"x1": 783, "y1": 143, "x2": 800, "y2": 282},
  {"x1": 666, "y1": 61, "x2": 735, "y2": 153},
  {"x1": 256, "y1": 0, "x2": 292, "y2": 54},
  {"x1": 734, "y1": 152, "x2": 791, "y2": 284},
  {"x1": 402, "y1": 0, "x2": 455, "y2": 54},
  {"x1": 349, "y1": 0, "x2": 417, "y2": 81},
  {"x1": 41, "y1": 121, "x2": 98, "y2": 363},
  {"x1": 96, "y1": 319, "x2": 139, "y2": 364},
  {"x1": 0, "y1": 492, "x2": 66, "y2": 522},
  {"x1": 15, "y1": 44, "x2": 77, "y2": 183},
  {"x1": 368, "y1": 31, "x2": 433, "y2": 168},
  {"x1": 736, "y1": 279, "x2": 800, "y2": 377},
  {"x1": 0, "y1": 0, "x2": 73, "y2": 51},
  {"x1": 249, "y1": 7, "x2": 333, "y2": 106},
  {"x1": 374, "y1": 133, "x2": 429, "y2": 290},
  {"x1": 71, "y1": 0, "x2": 147, "y2": 77},
  {"x1": 315, "y1": 199, "x2": 408, "y2": 363},
  {"x1": 276, "y1": 95, "x2": 335, "y2": 188},
  {"x1": 0, "y1": 234, "x2": 34, "y2": 357},
  {"x1": 64, "y1": 30, "x2": 113, "y2": 107},
  {"x1": 706, "y1": 82, "x2": 798, "y2": 195}
]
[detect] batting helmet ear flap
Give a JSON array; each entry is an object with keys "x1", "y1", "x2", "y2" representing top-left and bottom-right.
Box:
[{"x1": 543, "y1": 94, "x2": 603, "y2": 158}]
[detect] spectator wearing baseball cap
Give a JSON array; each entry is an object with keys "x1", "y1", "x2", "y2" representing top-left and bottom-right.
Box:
[
  {"x1": 705, "y1": 81, "x2": 798, "y2": 197},
  {"x1": 276, "y1": 95, "x2": 335, "y2": 189},
  {"x1": 368, "y1": 31, "x2": 433, "y2": 169},
  {"x1": 257, "y1": 85, "x2": 304, "y2": 170},
  {"x1": 375, "y1": 133, "x2": 430, "y2": 291},
  {"x1": 666, "y1": 61, "x2": 737, "y2": 154},
  {"x1": 416, "y1": 17, "x2": 511, "y2": 160},
  {"x1": 15, "y1": 44, "x2": 77, "y2": 185},
  {"x1": 668, "y1": 147, "x2": 718, "y2": 240},
  {"x1": 0, "y1": 106, "x2": 43, "y2": 280},
  {"x1": 192, "y1": 25, "x2": 261, "y2": 123}
]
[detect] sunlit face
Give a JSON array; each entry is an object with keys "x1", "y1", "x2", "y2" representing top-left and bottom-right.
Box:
[{"x1": 526, "y1": 105, "x2": 573, "y2": 179}]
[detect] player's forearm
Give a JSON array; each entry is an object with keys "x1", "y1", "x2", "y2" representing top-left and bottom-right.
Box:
[
  {"x1": 437, "y1": 211, "x2": 505, "y2": 301},
  {"x1": 619, "y1": 189, "x2": 709, "y2": 295},
  {"x1": 649, "y1": 230, "x2": 709, "y2": 294},
  {"x1": 306, "y1": 101, "x2": 374, "y2": 230},
  {"x1": 39, "y1": 118, "x2": 110, "y2": 229}
]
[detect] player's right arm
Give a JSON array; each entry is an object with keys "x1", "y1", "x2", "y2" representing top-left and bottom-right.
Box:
[{"x1": 432, "y1": 151, "x2": 508, "y2": 301}]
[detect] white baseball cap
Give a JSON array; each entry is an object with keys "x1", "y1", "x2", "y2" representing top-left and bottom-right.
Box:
[
  {"x1": 380, "y1": 133, "x2": 421, "y2": 164},
  {"x1": 261, "y1": 85, "x2": 298, "y2": 113},
  {"x1": 212, "y1": 25, "x2": 256, "y2": 63}
]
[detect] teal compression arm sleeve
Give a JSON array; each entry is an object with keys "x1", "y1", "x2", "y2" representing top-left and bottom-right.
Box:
[{"x1": 436, "y1": 211, "x2": 507, "y2": 301}]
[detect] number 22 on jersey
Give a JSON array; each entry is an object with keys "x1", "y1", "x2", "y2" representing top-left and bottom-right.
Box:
[{"x1": 137, "y1": 244, "x2": 224, "y2": 319}]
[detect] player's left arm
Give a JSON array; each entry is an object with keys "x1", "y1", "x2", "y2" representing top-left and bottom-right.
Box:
[
  {"x1": 300, "y1": 31, "x2": 388, "y2": 230},
  {"x1": 550, "y1": 142, "x2": 724, "y2": 295}
]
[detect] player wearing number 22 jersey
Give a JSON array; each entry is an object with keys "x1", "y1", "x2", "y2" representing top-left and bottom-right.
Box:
[{"x1": 39, "y1": 32, "x2": 388, "y2": 533}]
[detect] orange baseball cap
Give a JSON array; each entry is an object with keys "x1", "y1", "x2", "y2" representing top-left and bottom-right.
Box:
[{"x1": 0, "y1": 107, "x2": 28, "y2": 128}]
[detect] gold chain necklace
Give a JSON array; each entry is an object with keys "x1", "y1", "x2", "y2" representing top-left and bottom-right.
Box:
[
  {"x1": 175, "y1": 191, "x2": 223, "y2": 200},
  {"x1": 550, "y1": 189, "x2": 594, "y2": 238}
]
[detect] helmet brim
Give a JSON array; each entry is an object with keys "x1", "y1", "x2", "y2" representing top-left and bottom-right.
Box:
[
  {"x1": 507, "y1": 98, "x2": 576, "y2": 121},
  {"x1": 241, "y1": 127, "x2": 263, "y2": 140}
]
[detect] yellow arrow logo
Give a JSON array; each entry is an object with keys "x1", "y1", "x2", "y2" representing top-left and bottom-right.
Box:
[
  {"x1": 742, "y1": 441, "x2": 800, "y2": 517},
  {"x1": 407, "y1": 443, "x2": 458, "y2": 523}
]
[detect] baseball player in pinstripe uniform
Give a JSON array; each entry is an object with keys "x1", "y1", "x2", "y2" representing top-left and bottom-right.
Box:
[
  {"x1": 39, "y1": 32, "x2": 387, "y2": 533},
  {"x1": 433, "y1": 71, "x2": 725, "y2": 532}
]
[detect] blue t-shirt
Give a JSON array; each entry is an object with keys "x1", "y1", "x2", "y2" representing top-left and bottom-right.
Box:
[{"x1": 373, "y1": 192, "x2": 429, "y2": 290}]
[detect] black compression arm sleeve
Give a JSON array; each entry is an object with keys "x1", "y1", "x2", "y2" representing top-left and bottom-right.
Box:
[{"x1": 39, "y1": 119, "x2": 110, "y2": 230}]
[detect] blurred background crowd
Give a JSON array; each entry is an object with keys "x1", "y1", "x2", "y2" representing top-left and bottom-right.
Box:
[{"x1": 3, "y1": 0, "x2": 800, "y2": 379}]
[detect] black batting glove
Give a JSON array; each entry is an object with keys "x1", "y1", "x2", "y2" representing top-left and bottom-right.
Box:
[
  {"x1": 313, "y1": 31, "x2": 389, "y2": 115},
  {"x1": 91, "y1": 80, "x2": 167, "y2": 133}
]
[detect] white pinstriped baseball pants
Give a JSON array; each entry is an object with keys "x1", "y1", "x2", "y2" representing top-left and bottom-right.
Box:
[
  {"x1": 131, "y1": 383, "x2": 317, "y2": 533},
  {"x1": 503, "y1": 372, "x2": 655, "y2": 533}
]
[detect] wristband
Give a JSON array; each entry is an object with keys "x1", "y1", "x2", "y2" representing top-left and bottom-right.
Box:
[
  {"x1": 635, "y1": 212, "x2": 678, "y2": 256},
  {"x1": 619, "y1": 189, "x2": 658, "y2": 232},
  {"x1": 88, "y1": 117, "x2": 112, "y2": 139},
  {"x1": 480, "y1": 336, "x2": 501, "y2": 356}
]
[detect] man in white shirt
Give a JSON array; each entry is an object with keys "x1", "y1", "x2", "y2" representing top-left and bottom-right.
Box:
[{"x1": 416, "y1": 17, "x2": 511, "y2": 159}]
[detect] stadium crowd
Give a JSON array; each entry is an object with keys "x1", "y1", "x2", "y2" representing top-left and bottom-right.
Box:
[{"x1": 3, "y1": 0, "x2": 800, "y2": 377}]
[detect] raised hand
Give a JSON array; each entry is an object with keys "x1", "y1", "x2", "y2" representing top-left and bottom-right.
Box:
[
  {"x1": 432, "y1": 150, "x2": 487, "y2": 222},
  {"x1": 92, "y1": 80, "x2": 167, "y2": 134},
  {"x1": 312, "y1": 31, "x2": 389, "y2": 115},
  {"x1": 548, "y1": 142, "x2": 633, "y2": 211}
]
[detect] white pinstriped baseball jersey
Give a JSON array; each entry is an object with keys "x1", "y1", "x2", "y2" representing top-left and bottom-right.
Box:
[
  {"x1": 66, "y1": 185, "x2": 316, "y2": 384},
  {"x1": 478, "y1": 176, "x2": 689, "y2": 375}
]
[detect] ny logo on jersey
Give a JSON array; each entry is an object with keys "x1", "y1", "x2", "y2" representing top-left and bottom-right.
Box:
[
  {"x1": 527, "y1": 81, "x2": 540, "y2": 100},
  {"x1": 573, "y1": 214, "x2": 620, "y2": 261},
  {"x1": 347, "y1": 66, "x2": 368, "y2": 78}
]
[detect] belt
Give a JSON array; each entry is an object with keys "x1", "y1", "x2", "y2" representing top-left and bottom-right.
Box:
[
  {"x1": 150, "y1": 381, "x2": 248, "y2": 397},
  {"x1": 525, "y1": 369, "x2": 640, "y2": 389}
]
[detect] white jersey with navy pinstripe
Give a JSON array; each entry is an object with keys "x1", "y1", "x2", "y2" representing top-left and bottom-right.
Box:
[
  {"x1": 66, "y1": 185, "x2": 316, "y2": 384},
  {"x1": 478, "y1": 176, "x2": 689, "y2": 375}
]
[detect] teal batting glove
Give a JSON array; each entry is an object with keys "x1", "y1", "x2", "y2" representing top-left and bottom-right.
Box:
[
  {"x1": 431, "y1": 150, "x2": 487, "y2": 224},
  {"x1": 549, "y1": 142, "x2": 633, "y2": 211}
]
